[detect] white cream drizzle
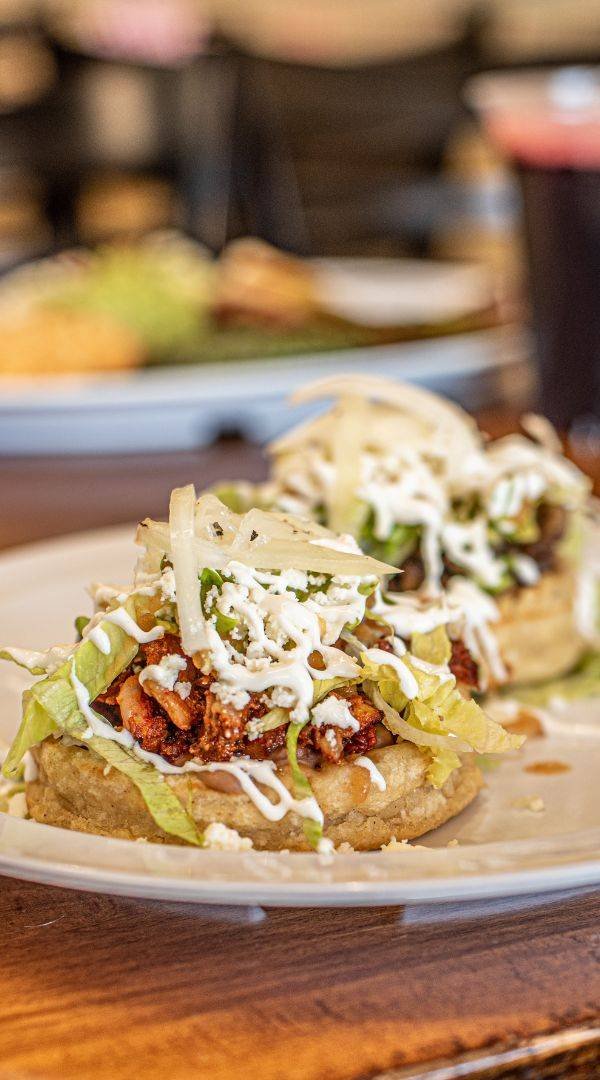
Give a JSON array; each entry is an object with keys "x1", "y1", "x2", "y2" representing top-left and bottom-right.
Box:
[
  {"x1": 268, "y1": 395, "x2": 589, "y2": 597},
  {"x1": 1, "y1": 643, "x2": 74, "y2": 675},
  {"x1": 101, "y1": 607, "x2": 164, "y2": 644},
  {"x1": 85, "y1": 626, "x2": 111, "y2": 655},
  {"x1": 511, "y1": 554, "x2": 541, "y2": 587},
  {"x1": 355, "y1": 755, "x2": 387, "y2": 791},
  {"x1": 190, "y1": 559, "x2": 364, "y2": 724},
  {"x1": 363, "y1": 647, "x2": 419, "y2": 699},
  {"x1": 68, "y1": 660, "x2": 324, "y2": 828},
  {"x1": 445, "y1": 577, "x2": 507, "y2": 688}
]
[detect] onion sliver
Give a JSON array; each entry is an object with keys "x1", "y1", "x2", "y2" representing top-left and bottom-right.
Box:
[{"x1": 169, "y1": 484, "x2": 206, "y2": 655}]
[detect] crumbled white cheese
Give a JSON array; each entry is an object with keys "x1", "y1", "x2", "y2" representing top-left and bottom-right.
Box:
[
  {"x1": 512, "y1": 795, "x2": 545, "y2": 813},
  {"x1": 139, "y1": 653, "x2": 187, "y2": 692},
  {"x1": 7, "y1": 792, "x2": 28, "y2": 818},
  {"x1": 174, "y1": 680, "x2": 192, "y2": 700},
  {"x1": 380, "y1": 837, "x2": 428, "y2": 851},
  {"x1": 311, "y1": 697, "x2": 359, "y2": 731},
  {"x1": 202, "y1": 822, "x2": 253, "y2": 851},
  {"x1": 211, "y1": 681, "x2": 251, "y2": 711},
  {"x1": 324, "y1": 728, "x2": 338, "y2": 751},
  {"x1": 160, "y1": 567, "x2": 177, "y2": 603},
  {"x1": 266, "y1": 686, "x2": 296, "y2": 709}
]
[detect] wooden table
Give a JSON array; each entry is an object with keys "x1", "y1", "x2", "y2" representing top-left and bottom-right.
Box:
[{"x1": 0, "y1": 436, "x2": 599, "y2": 1080}]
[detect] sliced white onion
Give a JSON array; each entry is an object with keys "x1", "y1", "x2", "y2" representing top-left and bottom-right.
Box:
[
  {"x1": 195, "y1": 492, "x2": 240, "y2": 544},
  {"x1": 288, "y1": 375, "x2": 480, "y2": 453},
  {"x1": 140, "y1": 497, "x2": 397, "y2": 578},
  {"x1": 327, "y1": 396, "x2": 368, "y2": 535},
  {"x1": 169, "y1": 485, "x2": 206, "y2": 655}
]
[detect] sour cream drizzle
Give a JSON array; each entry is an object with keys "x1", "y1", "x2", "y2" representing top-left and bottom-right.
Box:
[
  {"x1": 85, "y1": 626, "x2": 111, "y2": 655},
  {"x1": 269, "y1": 393, "x2": 588, "y2": 596},
  {"x1": 70, "y1": 662, "x2": 135, "y2": 747},
  {"x1": 363, "y1": 647, "x2": 419, "y2": 699},
  {"x1": 101, "y1": 607, "x2": 164, "y2": 643},
  {"x1": 68, "y1": 660, "x2": 323, "y2": 827},
  {"x1": 355, "y1": 755, "x2": 387, "y2": 791}
]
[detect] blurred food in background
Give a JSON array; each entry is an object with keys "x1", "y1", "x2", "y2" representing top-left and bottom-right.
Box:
[
  {"x1": 0, "y1": 233, "x2": 497, "y2": 375},
  {"x1": 0, "y1": 0, "x2": 596, "y2": 429}
]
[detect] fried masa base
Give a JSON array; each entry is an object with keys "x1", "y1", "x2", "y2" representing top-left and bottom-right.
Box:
[
  {"x1": 494, "y1": 563, "x2": 585, "y2": 686},
  {"x1": 28, "y1": 739, "x2": 483, "y2": 851}
]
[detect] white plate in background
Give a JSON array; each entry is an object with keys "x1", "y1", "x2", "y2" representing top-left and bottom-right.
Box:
[
  {"x1": 1, "y1": 525, "x2": 597, "y2": 907},
  {"x1": 0, "y1": 327, "x2": 530, "y2": 455}
]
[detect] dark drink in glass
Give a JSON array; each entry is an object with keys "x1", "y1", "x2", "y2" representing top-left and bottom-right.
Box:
[{"x1": 467, "y1": 68, "x2": 600, "y2": 434}]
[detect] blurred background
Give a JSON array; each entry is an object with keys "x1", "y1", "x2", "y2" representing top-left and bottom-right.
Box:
[{"x1": 0, "y1": 0, "x2": 598, "y2": 539}]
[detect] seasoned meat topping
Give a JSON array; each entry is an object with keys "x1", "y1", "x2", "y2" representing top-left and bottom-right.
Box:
[
  {"x1": 95, "y1": 656, "x2": 383, "y2": 768},
  {"x1": 449, "y1": 638, "x2": 480, "y2": 690}
]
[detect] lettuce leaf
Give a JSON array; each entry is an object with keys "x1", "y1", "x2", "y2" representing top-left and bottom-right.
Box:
[
  {"x1": 3, "y1": 614, "x2": 138, "y2": 779},
  {"x1": 361, "y1": 650, "x2": 523, "y2": 786},
  {"x1": 2, "y1": 606, "x2": 202, "y2": 846},
  {"x1": 84, "y1": 736, "x2": 202, "y2": 846},
  {"x1": 0, "y1": 650, "x2": 48, "y2": 675},
  {"x1": 425, "y1": 748, "x2": 461, "y2": 787},
  {"x1": 246, "y1": 706, "x2": 289, "y2": 737},
  {"x1": 440, "y1": 695, "x2": 521, "y2": 754},
  {"x1": 411, "y1": 626, "x2": 451, "y2": 667},
  {"x1": 3, "y1": 693, "x2": 58, "y2": 778},
  {"x1": 285, "y1": 720, "x2": 323, "y2": 850},
  {"x1": 311, "y1": 676, "x2": 359, "y2": 705}
]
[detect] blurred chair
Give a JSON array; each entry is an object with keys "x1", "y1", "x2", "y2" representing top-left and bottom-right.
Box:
[
  {"x1": 224, "y1": 39, "x2": 484, "y2": 256},
  {"x1": 209, "y1": 0, "x2": 483, "y2": 255}
]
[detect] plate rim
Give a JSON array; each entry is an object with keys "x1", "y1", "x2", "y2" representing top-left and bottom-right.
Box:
[
  {"x1": 1, "y1": 523, "x2": 599, "y2": 907},
  {"x1": 0, "y1": 815, "x2": 599, "y2": 906}
]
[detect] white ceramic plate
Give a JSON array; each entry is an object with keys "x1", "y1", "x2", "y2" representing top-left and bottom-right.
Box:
[
  {"x1": 0, "y1": 327, "x2": 528, "y2": 455},
  {"x1": 0, "y1": 526, "x2": 598, "y2": 906}
]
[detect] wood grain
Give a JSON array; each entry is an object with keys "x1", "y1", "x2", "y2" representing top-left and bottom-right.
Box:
[
  {"x1": 0, "y1": 879, "x2": 598, "y2": 1080},
  {"x1": 0, "y1": 424, "x2": 598, "y2": 1079},
  {"x1": 0, "y1": 438, "x2": 267, "y2": 550}
]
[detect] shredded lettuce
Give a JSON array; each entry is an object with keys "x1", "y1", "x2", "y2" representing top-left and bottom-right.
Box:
[
  {"x1": 311, "y1": 676, "x2": 358, "y2": 705},
  {"x1": 411, "y1": 626, "x2": 452, "y2": 666},
  {"x1": 84, "y1": 736, "x2": 202, "y2": 846},
  {"x1": 3, "y1": 615, "x2": 138, "y2": 778},
  {"x1": 426, "y1": 748, "x2": 462, "y2": 787},
  {"x1": 0, "y1": 650, "x2": 46, "y2": 676},
  {"x1": 285, "y1": 720, "x2": 323, "y2": 850},
  {"x1": 200, "y1": 567, "x2": 237, "y2": 637},
  {"x1": 246, "y1": 706, "x2": 288, "y2": 737},
  {"x1": 361, "y1": 651, "x2": 523, "y2": 787},
  {"x1": 2, "y1": 608, "x2": 202, "y2": 846},
  {"x1": 75, "y1": 615, "x2": 90, "y2": 639},
  {"x1": 360, "y1": 515, "x2": 420, "y2": 568}
]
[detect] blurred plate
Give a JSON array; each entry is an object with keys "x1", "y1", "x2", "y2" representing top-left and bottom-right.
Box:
[
  {"x1": 0, "y1": 326, "x2": 529, "y2": 454},
  {"x1": 0, "y1": 525, "x2": 598, "y2": 906},
  {"x1": 315, "y1": 258, "x2": 494, "y2": 326}
]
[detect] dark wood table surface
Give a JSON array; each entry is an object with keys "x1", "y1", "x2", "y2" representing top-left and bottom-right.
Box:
[{"x1": 0, "y1": 430, "x2": 599, "y2": 1080}]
